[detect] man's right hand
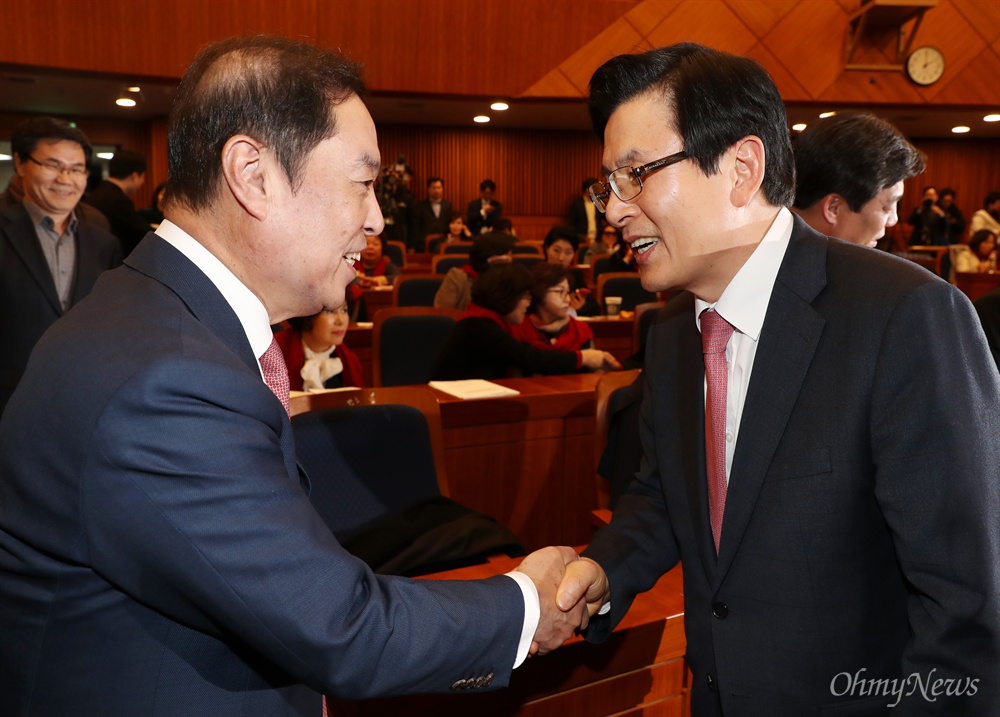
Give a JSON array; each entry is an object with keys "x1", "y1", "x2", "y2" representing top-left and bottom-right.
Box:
[{"x1": 556, "y1": 557, "x2": 610, "y2": 620}]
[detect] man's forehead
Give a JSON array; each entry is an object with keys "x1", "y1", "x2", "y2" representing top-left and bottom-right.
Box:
[
  {"x1": 35, "y1": 139, "x2": 85, "y2": 159},
  {"x1": 601, "y1": 93, "x2": 676, "y2": 173}
]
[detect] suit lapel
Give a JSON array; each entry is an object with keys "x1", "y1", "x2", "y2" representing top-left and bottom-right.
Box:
[
  {"x1": 715, "y1": 220, "x2": 828, "y2": 579},
  {"x1": 1, "y1": 204, "x2": 62, "y2": 314}
]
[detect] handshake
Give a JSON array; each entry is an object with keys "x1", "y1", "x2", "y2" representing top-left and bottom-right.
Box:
[{"x1": 514, "y1": 547, "x2": 611, "y2": 656}]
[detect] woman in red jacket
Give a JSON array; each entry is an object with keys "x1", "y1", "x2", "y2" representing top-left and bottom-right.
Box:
[
  {"x1": 511, "y1": 262, "x2": 595, "y2": 352},
  {"x1": 275, "y1": 303, "x2": 364, "y2": 390}
]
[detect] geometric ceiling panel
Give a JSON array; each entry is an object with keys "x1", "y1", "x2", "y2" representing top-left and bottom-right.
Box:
[
  {"x1": 951, "y1": 0, "x2": 1000, "y2": 44},
  {"x1": 723, "y1": 0, "x2": 799, "y2": 39},
  {"x1": 931, "y1": 45, "x2": 1000, "y2": 104},
  {"x1": 764, "y1": 0, "x2": 854, "y2": 99},
  {"x1": 907, "y1": 0, "x2": 987, "y2": 102},
  {"x1": 745, "y1": 43, "x2": 811, "y2": 102},
  {"x1": 646, "y1": 1, "x2": 758, "y2": 54}
]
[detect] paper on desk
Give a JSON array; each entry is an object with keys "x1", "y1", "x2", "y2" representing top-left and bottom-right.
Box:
[{"x1": 428, "y1": 380, "x2": 520, "y2": 399}]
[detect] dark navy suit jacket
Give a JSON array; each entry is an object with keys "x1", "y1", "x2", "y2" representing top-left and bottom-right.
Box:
[
  {"x1": 0, "y1": 233, "x2": 523, "y2": 716},
  {"x1": 583, "y1": 218, "x2": 1000, "y2": 716}
]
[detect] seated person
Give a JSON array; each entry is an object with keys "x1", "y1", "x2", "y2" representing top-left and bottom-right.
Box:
[
  {"x1": 430, "y1": 263, "x2": 619, "y2": 380},
  {"x1": 586, "y1": 224, "x2": 635, "y2": 272},
  {"x1": 428, "y1": 211, "x2": 472, "y2": 254},
  {"x1": 354, "y1": 234, "x2": 400, "y2": 287},
  {"x1": 583, "y1": 224, "x2": 620, "y2": 265},
  {"x1": 275, "y1": 303, "x2": 364, "y2": 391},
  {"x1": 139, "y1": 181, "x2": 167, "y2": 227},
  {"x1": 954, "y1": 229, "x2": 997, "y2": 274},
  {"x1": 543, "y1": 225, "x2": 600, "y2": 316},
  {"x1": 433, "y1": 234, "x2": 514, "y2": 311},
  {"x1": 511, "y1": 263, "x2": 595, "y2": 352}
]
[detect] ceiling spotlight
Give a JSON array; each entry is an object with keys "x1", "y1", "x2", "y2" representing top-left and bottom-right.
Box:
[
  {"x1": 127, "y1": 86, "x2": 141, "y2": 93},
  {"x1": 96, "y1": 152, "x2": 115, "y2": 160},
  {"x1": 792, "y1": 123, "x2": 807, "y2": 132},
  {"x1": 116, "y1": 97, "x2": 137, "y2": 107},
  {"x1": 819, "y1": 111, "x2": 836, "y2": 119},
  {"x1": 473, "y1": 115, "x2": 490, "y2": 123},
  {"x1": 0, "y1": 153, "x2": 12, "y2": 161},
  {"x1": 951, "y1": 125, "x2": 971, "y2": 134},
  {"x1": 490, "y1": 102, "x2": 509, "y2": 111},
  {"x1": 984, "y1": 114, "x2": 1000, "y2": 123}
]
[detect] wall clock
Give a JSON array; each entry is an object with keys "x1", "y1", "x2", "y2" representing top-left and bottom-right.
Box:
[{"x1": 906, "y1": 46, "x2": 945, "y2": 86}]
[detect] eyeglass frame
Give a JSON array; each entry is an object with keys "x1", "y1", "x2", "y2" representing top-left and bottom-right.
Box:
[
  {"x1": 24, "y1": 155, "x2": 90, "y2": 179},
  {"x1": 589, "y1": 150, "x2": 689, "y2": 213}
]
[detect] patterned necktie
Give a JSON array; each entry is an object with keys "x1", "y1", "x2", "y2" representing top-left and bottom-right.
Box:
[
  {"x1": 701, "y1": 310, "x2": 735, "y2": 554},
  {"x1": 259, "y1": 337, "x2": 290, "y2": 416}
]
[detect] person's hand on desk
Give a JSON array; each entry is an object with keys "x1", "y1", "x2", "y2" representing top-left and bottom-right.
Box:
[
  {"x1": 514, "y1": 546, "x2": 585, "y2": 655},
  {"x1": 556, "y1": 557, "x2": 611, "y2": 622},
  {"x1": 358, "y1": 274, "x2": 388, "y2": 288},
  {"x1": 581, "y1": 349, "x2": 621, "y2": 372}
]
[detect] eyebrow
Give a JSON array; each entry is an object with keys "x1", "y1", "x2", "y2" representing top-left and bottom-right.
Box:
[{"x1": 356, "y1": 152, "x2": 381, "y2": 173}]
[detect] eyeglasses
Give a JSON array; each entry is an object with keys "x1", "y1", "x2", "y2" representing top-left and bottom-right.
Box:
[
  {"x1": 26, "y1": 155, "x2": 89, "y2": 179},
  {"x1": 589, "y1": 150, "x2": 688, "y2": 212},
  {"x1": 547, "y1": 288, "x2": 571, "y2": 297}
]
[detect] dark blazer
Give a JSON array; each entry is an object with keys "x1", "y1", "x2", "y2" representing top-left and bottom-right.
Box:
[
  {"x1": 0, "y1": 233, "x2": 523, "y2": 716},
  {"x1": 583, "y1": 218, "x2": 1000, "y2": 716},
  {"x1": 414, "y1": 198, "x2": 453, "y2": 242},
  {"x1": 568, "y1": 195, "x2": 603, "y2": 239},
  {"x1": 86, "y1": 179, "x2": 152, "y2": 257},
  {"x1": 467, "y1": 198, "x2": 503, "y2": 235},
  {"x1": 0, "y1": 201, "x2": 121, "y2": 415}
]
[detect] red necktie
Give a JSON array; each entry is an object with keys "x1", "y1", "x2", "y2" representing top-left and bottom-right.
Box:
[
  {"x1": 701, "y1": 310, "x2": 734, "y2": 554},
  {"x1": 259, "y1": 337, "x2": 290, "y2": 416}
]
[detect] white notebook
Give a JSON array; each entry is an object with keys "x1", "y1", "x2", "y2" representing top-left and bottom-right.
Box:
[{"x1": 428, "y1": 380, "x2": 520, "y2": 400}]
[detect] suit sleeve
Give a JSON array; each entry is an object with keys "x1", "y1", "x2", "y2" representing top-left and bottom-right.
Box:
[
  {"x1": 434, "y1": 269, "x2": 463, "y2": 309},
  {"x1": 80, "y1": 356, "x2": 524, "y2": 699},
  {"x1": 869, "y1": 281, "x2": 1000, "y2": 697}
]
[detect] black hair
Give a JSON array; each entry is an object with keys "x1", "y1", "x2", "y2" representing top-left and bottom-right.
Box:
[
  {"x1": 471, "y1": 262, "x2": 533, "y2": 316},
  {"x1": 969, "y1": 229, "x2": 997, "y2": 256},
  {"x1": 493, "y1": 217, "x2": 513, "y2": 233},
  {"x1": 939, "y1": 187, "x2": 956, "y2": 201},
  {"x1": 469, "y1": 235, "x2": 515, "y2": 274},
  {"x1": 793, "y1": 112, "x2": 925, "y2": 212},
  {"x1": 479, "y1": 179, "x2": 496, "y2": 193},
  {"x1": 167, "y1": 35, "x2": 366, "y2": 210},
  {"x1": 528, "y1": 262, "x2": 572, "y2": 312},
  {"x1": 427, "y1": 176, "x2": 443, "y2": 187},
  {"x1": 108, "y1": 149, "x2": 148, "y2": 180},
  {"x1": 984, "y1": 192, "x2": 1000, "y2": 209},
  {"x1": 582, "y1": 177, "x2": 599, "y2": 193},
  {"x1": 11, "y1": 116, "x2": 93, "y2": 165},
  {"x1": 589, "y1": 43, "x2": 795, "y2": 207},
  {"x1": 543, "y1": 225, "x2": 580, "y2": 252}
]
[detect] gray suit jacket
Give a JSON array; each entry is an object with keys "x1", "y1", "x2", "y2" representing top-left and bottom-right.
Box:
[{"x1": 584, "y1": 217, "x2": 1000, "y2": 716}]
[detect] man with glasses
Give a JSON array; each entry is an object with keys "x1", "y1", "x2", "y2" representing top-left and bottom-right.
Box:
[
  {"x1": 556, "y1": 43, "x2": 1000, "y2": 715},
  {"x1": 0, "y1": 116, "x2": 121, "y2": 414}
]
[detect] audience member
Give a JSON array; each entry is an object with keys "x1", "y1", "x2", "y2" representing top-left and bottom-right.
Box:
[
  {"x1": 793, "y1": 112, "x2": 925, "y2": 248},
  {"x1": 543, "y1": 225, "x2": 599, "y2": 316},
  {"x1": 86, "y1": 148, "x2": 151, "y2": 257},
  {"x1": 428, "y1": 210, "x2": 472, "y2": 253},
  {"x1": 2, "y1": 172, "x2": 109, "y2": 230},
  {"x1": 433, "y1": 234, "x2": 513, "y2": 311},
  {"x1": 583, "y1": 223, "x2": 620, "y2": 264},
  {"x1": 970, "y1": 191, "x2": 1000, "y2": 235},
  {"x1": 354, "y1": 233, "x2": 400, "y2": 287},
  {"x1": 953, "y1": 229, "x2": 997, "y2": 273},
  {"x1": 568, "y1": 177, "x2": 602, "y2": 242},
  {"x1": 908, "y1": 186, "x2": 949, "y2": 245},
  {"x1": 468, "y1": 179, "x2": 503, "y2": 234},
  {"x1": 275, "y1": 303, "x2": 364, "y2": 390},
  {"x1": 0, "y1": 116, "x2": 121, "y2": 415},
  {"x1": 492, "y1": 216, "x2": 516, "y2": 236},
  {"x1": 413, "y1": 176, "x2": 452, "y2": 246},
  {"x1": 430, "y1": 263, "x2": 619, "y2": 380},
  {"x1": 139, "y1": 181, "x2": 168, "y2": 226},
  {"x1": 511, "y1": 263, "x2": 595, "y2": 352},
  {"x1": 554, "y1": 42, "x2": 1000, "y2": 715},
  {"x1": 0, "y1": 36, "x2": 585, "y2": 715},
  {"x1": 939, "y1": 187, "x2": 966, "y2": 243}
]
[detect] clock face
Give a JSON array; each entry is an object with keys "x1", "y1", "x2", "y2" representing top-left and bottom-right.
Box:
[{"x1": 906, "y1": 47, "x2": 945, "y2": 86}]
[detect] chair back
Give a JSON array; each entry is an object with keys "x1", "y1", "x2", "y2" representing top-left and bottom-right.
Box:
[
  {"x1": 597, "y1": 272, "x2": 657, "y2": 313},
  {"x1": 511, "y1": 243, "x2": 542, "y2": 255},
  {"x1": 592, "y1": 256, "x2": 614, "y2": 283},
  {"x1": 442, "y1": 242, "x2": 474, "y2": 254},
  {"x1": 632, "y1": 301, "x2": 666, "y2": 357},
  {"x1": 393, "y1": 275, "x2": 444, "y2": 307},
  {"x1": 432, "y1": 255, "x2": 468, "y2": 275},
  {"x1": 384, "y1": 240, "x2": 406, "y2": 268},
  {"x1": 512, "y1": 255, "x2": 545, "y2": 269},
  {"x1": 423, "y1": 233, "x2": 444, "y2": 252},
  {"x1": 576, "y1": 246, "x2": 590, "y2": 265},
  {"x1": 373, "y1": 307, "x2": 461, "y2": 386},
  {"x1": 594, "y1": 369, "x2": 643, "y2": 510}
]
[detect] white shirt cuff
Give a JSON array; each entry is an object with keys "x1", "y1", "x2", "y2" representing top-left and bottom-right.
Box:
[{"x1": 504, "y1": 571, "x2": 539, "y2": 668}]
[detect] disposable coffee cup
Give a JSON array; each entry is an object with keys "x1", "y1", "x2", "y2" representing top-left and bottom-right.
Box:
[{"x1": 605, "y1": 296, "x2": 622, "y2": 317}]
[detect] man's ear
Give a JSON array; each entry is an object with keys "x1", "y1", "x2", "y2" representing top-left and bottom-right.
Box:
[
  {"x1": 731, "y1": 136, "x2": 766, "y2": 208},
  {"x1": 819, "y1": 193, "x2": 847, "y2": 227},
  {"x1": 220, "y1": 135, "x2": 269, "y2": 221}
]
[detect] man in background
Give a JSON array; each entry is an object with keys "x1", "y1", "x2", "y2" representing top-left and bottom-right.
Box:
[
  {"x1": 413, "y1": 175, "x2": 452, "y2": 247},
  {"x1": 468, "y1": 178, "x2": 503, "y2": 234},
  {"x1": 0, "y1": 116, "x2": 121, "y2": 415},
  {"x1": 557, "y1": 43, "x2": 1000, "y2": 715},
  {"x1": 87, "y1": 147, "x2": 152, "y2": 257},
  {"x1": 793, "y1": 112, "x2": 925, "y2": 249},
  {"x1": 568, "y1": 177, "x2": 602, "y2": 244},
  {"x1": 0, "y1": 36, "x2": 584, "y2": 716}
]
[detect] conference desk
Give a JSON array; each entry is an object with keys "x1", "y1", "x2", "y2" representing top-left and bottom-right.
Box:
[
  {"x1": 956, "y1": 270, "x2": 1000, "y2": 302},
  {"x1": 326, "y1": 557, "x2": 689, "y2": 717}
]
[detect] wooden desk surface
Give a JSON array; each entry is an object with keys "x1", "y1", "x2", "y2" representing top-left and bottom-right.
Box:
[
  {"x1": 956, "y1": 270, "x2": 1000, "y2": 302},
  {"x1": 327, "y1": 560, "x2": 689, "y2": 717}
]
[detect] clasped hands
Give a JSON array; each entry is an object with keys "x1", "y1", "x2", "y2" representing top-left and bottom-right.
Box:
[{"x1": 514, "y1": 547, "x2": 610, "y2": 656}]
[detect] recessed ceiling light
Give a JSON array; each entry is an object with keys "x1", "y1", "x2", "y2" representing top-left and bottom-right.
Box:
[
  {"x1": 490, "y1": 102, "x2": 509, "y2": 111},
  {"x1": 951, "y1": 125, "x2": 970, "y2": 134},
  {"x1": 473, "y1": 115, "x2": 490, "y2": 123},
  {"x1": 984, "y1": 114, "x2": 1000, "y2": 123},
  {"x1": 792, "y1": 123, "x2": 807, "y2": 132},
  {"x1": 819, "y1": 111, "x2": 836, "y2": 118},
  {"x1": 0, "y1": 153, "x2": 12, "y2": 161},
  {"x1": 96, "y1": 152, "x2": 115, "y2": 160},
  {"x1": 127, "y1": 86, "x2": 141, "y2": 93},
  {"x1": 116, "y1": 97, "x2": 136, "y2": 107}
]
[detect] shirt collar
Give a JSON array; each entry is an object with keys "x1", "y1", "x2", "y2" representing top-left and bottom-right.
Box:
[
  {"x1": 695, "y1": 206, "x2": 793, "y2": 341},
  {"x1": 155, "y1": 219, "x2": 274, "y2": 361},
  {"x1": 22, "y1": 197, "x2": 78, "y2": 234}
]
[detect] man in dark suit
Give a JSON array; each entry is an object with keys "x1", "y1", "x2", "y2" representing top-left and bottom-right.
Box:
[
  {"x1": 467, "y1": 178, "x2": 503, "y2": 234},
  {"x1": 0, "y1": 117, "x2": 121, "y2": 416},
  {"x1": 568, "y1": 177, "x2": 602, "y2": 243},
  {"x1": 86, "y1": 147, "x2": 152, "y2": 257},
  {"x1": 0, "y1": 36, "x2": 583, "y2": 717},
  {"x1": 555, "y1": 44, "x2": 1000, "y2": 715},
  {"x1": 412, "y1": 175, "x2": 452, "y2": 248}
]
